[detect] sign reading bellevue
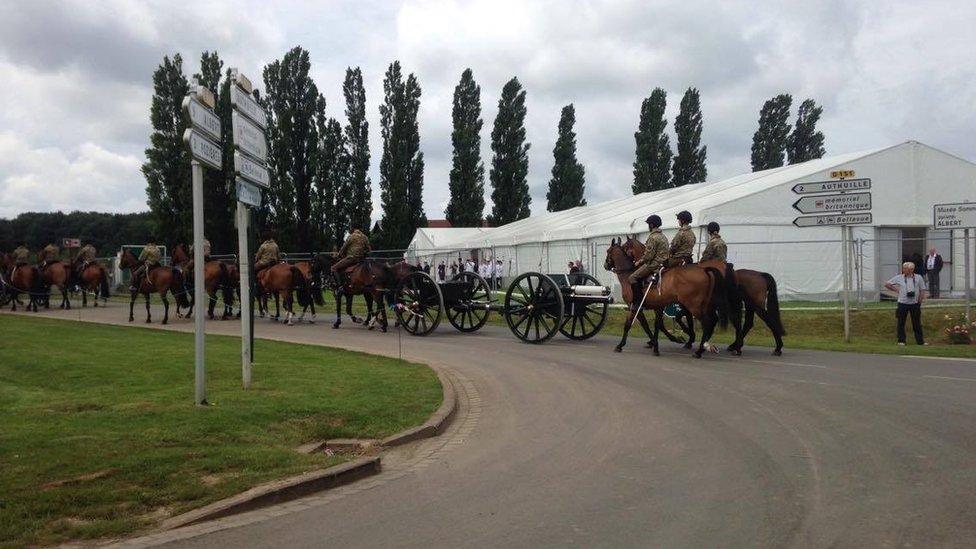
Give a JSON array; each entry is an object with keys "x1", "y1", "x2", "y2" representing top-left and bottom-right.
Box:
[
  {"x1": 933, "y1": 202, "x2": 976, "y2": 229},
  {"x1": 793, "y1": 213, "x2": 872, "y2": 227},
  {"x1": 236, "y1": 179, "x2": 262, "y2": 208}
]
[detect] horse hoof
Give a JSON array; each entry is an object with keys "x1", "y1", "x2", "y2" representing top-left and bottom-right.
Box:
[
  {"x1": 694, "y1": 351, "x2": 703, "y2": 359},
  {"x1": 613, "y1": 346, "x2": 622, "y2": 353},
  {"x1": 162, "y1": 320, "x2": 168, "y2": 325},
  {"x1": 773, "y1": 350, "x2": 783, "y2": 356},
  {"x1": 653, "y1": 348, "x2": 660, "y2": 356},
  {"x1": 146, "y1": 319, "x2": 152, "y2": 324},
  {"x1": 683, "y1": 343, "x2": 693, "y2": 350},
  {"x1": 645, "y1": 341, "x2": 654, "y2": 348},
  {"x1": 332, "y1": 322, "x2": 340, "y2": 329}
]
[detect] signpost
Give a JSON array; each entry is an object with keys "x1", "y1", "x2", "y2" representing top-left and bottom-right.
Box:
[
  {"x1": 933, "y1": 203, "x2": 975, "y2": 322},
  {"x1": 792, "y1": 174, "x2": 872, "y2": 343},
  {"x1": 229, "y1": 68, "x2": 268, "y2": 390},
  {"x1": 181, "y1": 79, "x2": 221, "y2": 406}
]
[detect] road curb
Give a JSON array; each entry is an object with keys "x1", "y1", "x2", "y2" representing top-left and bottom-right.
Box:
[{"x1": 159, "y1": 365, "x2": 457, "y2": 531}]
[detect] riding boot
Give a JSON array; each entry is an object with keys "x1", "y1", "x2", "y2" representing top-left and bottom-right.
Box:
[{"x1": 630, "y1": 282, "x2": 645, "y2": 311}]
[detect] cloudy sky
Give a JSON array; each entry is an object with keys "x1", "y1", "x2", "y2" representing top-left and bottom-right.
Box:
[{"x1": 0, "y1": 0, "x2": 973, "y2": 220}]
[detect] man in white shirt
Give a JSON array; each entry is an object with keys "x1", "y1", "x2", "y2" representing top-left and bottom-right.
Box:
[
  {"x1": 884, "y1": 261, "x2": 928, "y2": 346},
  {"x1": 924, "y1": 247, "x2": 944, "y2": 298}
]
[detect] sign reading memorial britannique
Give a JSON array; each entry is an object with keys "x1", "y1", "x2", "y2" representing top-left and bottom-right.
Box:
[{"x1": 791, "y1": 176, "x2": 873, "y2": 227}]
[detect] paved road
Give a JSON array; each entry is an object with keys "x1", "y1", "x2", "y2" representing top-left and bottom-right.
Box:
[{"x1": 9, "y1": 304, "x2": 976, "y2": 547}]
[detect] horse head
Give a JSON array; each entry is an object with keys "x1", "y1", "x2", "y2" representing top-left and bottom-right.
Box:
[
  {"x1": 622, "y1": 235, "x2": 645, "y2": 263},
  {"x1": 120, "y1": 249, "x2": 139, "y2": 269},
  {"x1": 604, "y1": 238, "x2": 634, "y2": 273},
  {"x1": 172, "y1": 244, "x2": 189, "y2": 265}
]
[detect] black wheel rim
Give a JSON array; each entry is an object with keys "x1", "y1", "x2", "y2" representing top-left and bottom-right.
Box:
[
  {"x1": 395, "y1": 272, "x2": 442, "y2": 335},
  {"x1": 447, "y1": 272, "x2": 491, "y2": 332},
  {"x1": 504, "y1": 272, "x2": 562, "y2": 343},
  {"x1": 559, "y1": 274, "x2": 608, "y2": 340}
]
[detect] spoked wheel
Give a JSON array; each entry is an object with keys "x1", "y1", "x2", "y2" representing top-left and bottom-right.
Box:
[
  {"x1": 394, "y1": 271, "x2": 443, "y2": 336},
  {"x1": 504, "y1": 272, "x2": 564, "y2": 343},
  {"x1": 447, "y1": 271, "x2": 491, "y2": 332},
  {"x1": 559, "y1": 274, "x2": 609, "y2": 340}
]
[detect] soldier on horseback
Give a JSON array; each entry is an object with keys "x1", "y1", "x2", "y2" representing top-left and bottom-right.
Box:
[
  {"x1": 253, "y1": 231, "x2": 280, "y2": 275},
  {"x1": 76, "y1": 243, "x2": 97, "y2": 273},
  {"x1": 184, "y1": 237, "x2": 211, "y2": 271},
  {"x1": 38, "y1": 243, "x2": 60, "y2": 270},
  {"x1": 668, "y1": 210, "x2": 696, "y2": 266},
  {"x1": 699, "y1": 222, "x2": 727, "y2": 262},
  {"x1": 331, "y1": 223, "x2": 371, "y2": 293},
  {"x1": 627, "y1": 214, "x2": 669, "y2": 309},
  {"x1": 12, "y1": 244, "x2": 30, "y2": 273},
  {"x1": 130, "y1": 239, "x2": 161, "y2": 291}
]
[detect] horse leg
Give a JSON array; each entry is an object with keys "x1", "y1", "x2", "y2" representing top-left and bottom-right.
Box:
[
  {"x1": 363, "y1": 293, "x2": 374, "y2": 329},
  {"x1": 332, "y1": 289, "x2": 342, "y2": 329},
  {"x1": 83, "y1": 287, "x2": 89, "y2": 307},
  {"x1": 161, "y1": 292, "x2": 170, "y2": 324},
  {"x1": 129, "y1": 291, "x2": 136, "y2": 321},
  {"x1": 754, "y1": 308, "x2": 784, "y2": 356},
  {"x1": 63, "y1": 287, "x2": 70, "y2": 310},
  {"x1": 614, "y1": 307, "x2": 641, "y2": 352},
  {"x1": 376, "y1": 291, "x2": 389, "y2": 332},
  {"x1": 144, "y1": 293, "x2": 152, "y2": 323},
  {"x1": 695, "y1": 311, "x2": 719, "y2": 359},
  {"x1": 731, "y1": 306, "x2": 756, "y2": 352},
  {"x1": 273, "y1": 293, "x2": 280, "y2": 322},
  {"x1": 677, "y1": 311, "x2": 694, "y2": 349},
  {"x1": 208, "y1": 291, "x2": 217, "y2": 320}
]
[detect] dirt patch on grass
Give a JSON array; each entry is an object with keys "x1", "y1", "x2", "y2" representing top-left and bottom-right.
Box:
[{"x1": 41, "y1": 469, "x2": 116, "y2": 491}]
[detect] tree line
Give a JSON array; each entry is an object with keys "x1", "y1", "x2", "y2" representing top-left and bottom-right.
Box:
[
  {"x1": 0, "y1": 211, "x2": 155, "y2": 254},
  {"x1": 3, "y1": 49, "x2": 827, "y2": 255}
]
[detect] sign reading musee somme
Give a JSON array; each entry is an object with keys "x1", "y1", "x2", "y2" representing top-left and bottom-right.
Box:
[
  {"x1": 792, "y1": 192, "x2": 872, "y2": 214},
  {"x1": 934, "y1": 202, "x2": 976, "y2": 229}
]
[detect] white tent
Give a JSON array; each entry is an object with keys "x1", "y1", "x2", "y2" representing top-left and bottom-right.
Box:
[{"x1": 408, "y1": 141, "x2": 976, "y2": 300}]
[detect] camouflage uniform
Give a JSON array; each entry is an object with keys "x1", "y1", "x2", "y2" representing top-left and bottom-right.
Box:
[
  {"x1": 189, "y1": 239, "x2": 212, "y2": 260},
  {"x1": 253, "y1": 239, "x2": 280, "y2": 272},
  {"x1": 668, "y1": 225, "x2": 696, "y2": 266},
  {"x1": 12, "y1": 246, "x2": 30, "y2": 265},
  {"x1": 77, "y1": 244, "x2": 96, "y2": 263},
  {"x1": 628, "y1": 228, "x2": 669, "y2": 284},
  {"x1": 131, "y1": 243, "x2": 161, "y2": 290},
  {"x1": 699, "y1": 233, "x2": 728, "y2": 262},
  {"x1": 38, "y1": 244, "x2": 60, "y2": 268},
  {"x1": 332, "y1": 230, "x2": 371, "y2": 273}
]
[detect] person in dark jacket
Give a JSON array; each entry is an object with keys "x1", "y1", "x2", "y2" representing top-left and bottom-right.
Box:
[{"x1": 924, "y1": 247, "x2": 944, "y2": 298}]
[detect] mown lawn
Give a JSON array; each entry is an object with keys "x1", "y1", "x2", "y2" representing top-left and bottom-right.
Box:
[{"x1": 0, "y1": 315, "x2": 441, "y2": 547}]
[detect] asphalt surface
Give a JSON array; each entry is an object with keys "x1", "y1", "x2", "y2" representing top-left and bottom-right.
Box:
[{"x1": 8, "y1": 303, "x2": 976, "y2": 548}]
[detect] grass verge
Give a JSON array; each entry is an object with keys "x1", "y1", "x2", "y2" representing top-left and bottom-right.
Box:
[{"x1": 0, "y1": 315, "x2": 441, "y2": 547}]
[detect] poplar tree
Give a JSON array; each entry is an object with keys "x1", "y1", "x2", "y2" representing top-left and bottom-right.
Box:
[
  {"x1": 314, "y1": 114, "x2": 346, "y2": 250},
  {"x1": 343, "y1": 67, "x2": 372, "y2": 237},
  {"x1": 193, "y1": 51, "x2": 235, "y2": 251},
  {"x1": 672, "y1": 87, "x2": 707, "y2": 186},
  {"x1": 632, "y1": 88, "x2": 672, "y2": 193},
  {"x1": 546, "y1": 104, "x2": 586, "y2": 212},
  {"x1": 751, "y1": 93, "x2": 793, "y2": 171},
  {"x1": 787, "y1": 98, "x2": 826, "y2": 164},
  {"x1": 445, "y1": 69, "x2": 485, "y2": 226},
  {"x1": 488, "y1": 77, "x2": 531, "y2": 225},
  {"x1": 143, "y1": 54, "x2": 191, "y2": 246},
  {"x1": 378, "y1": 61, "x2": 425, "y2": 250}
]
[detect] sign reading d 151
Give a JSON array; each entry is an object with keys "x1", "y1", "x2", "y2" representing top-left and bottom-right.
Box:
[
  {"x1": 792, "y1": 192, "x2": 871, "y2": 214},
  {"x1": 232, "y1": 111, "x2": 267, "y2": 161},
  {"x1": 933, "y1": 202, "x2": 976, "y2": 229},
  {"x1": 183, "y1": 129, "x2": 222, "y2": 170}
]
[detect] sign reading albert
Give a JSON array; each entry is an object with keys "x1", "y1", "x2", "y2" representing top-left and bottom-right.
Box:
[
  {"x1": 792, "y1": 191, "x2": 872, "y2": 214},
  {"x1": 933, "y1": 202, "x2": 976, "y2": 229},
  {"x1": 792, "y1": 178, "x2": 871, "y2": 195},
  {"x1": 182, "y1": 96, "x2": 221, "y2": 142}
]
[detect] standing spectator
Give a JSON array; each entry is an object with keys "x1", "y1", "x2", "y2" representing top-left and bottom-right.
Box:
[
  {"x1": 910, "y1": 252, "x2": 926, "y2": 278},
  {"x1": 924, "y1": 247, "x2": 944, "y2": 298},
  {"x1": 568, "y1": 261, "x2": 578, "y2": 274},
  {"x1": 885, "y1": 261, "x2": 928, "y2": 346},
  {"x1": 450, "y1": 262, "x2": 458, "y2": 277},
  {"x1": 437, "y1": 261, "x2": 446, "y2": 282},
  {"x1": 465, "y1": 258, "x2": 474, "y2": 272},
  {"x1": 423, "y1": 261, "x2": 431, "y2": 274},
  {"x1": 496, "y1": 259, "x2": 504, "y2": 288}
]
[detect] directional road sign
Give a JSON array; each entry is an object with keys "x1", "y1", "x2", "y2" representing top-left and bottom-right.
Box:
[
  {"x1": 933, "y1": 202, "x2": 976, "y2": 229},
  {"x1": 232, "y1": 111, "x2": 267, "y2": 161},
  {"x1": 236, "y1": 178, "x2": 262, "y2": 208},
  {"x1": 793, "y1": 213, "x2": 872, "y2": 227},
  {"x1": 182, "y1": 96, "x2": 221, "y2": 142},
  {"x1": 230, "y1": 85, "x2": 267, "y2": 129},
  {"x1": 234, "y1": 151, "x2": 269, "y2": 188},
  {"x1": 792, "y1": 178, "x2": 871, "y2": 195},
  {"x1": 183, "y1": 129, "x2": 222, "y2": 170},
  {"x1": 792, "y1": 191, "x2": 871, "y2": 214}
]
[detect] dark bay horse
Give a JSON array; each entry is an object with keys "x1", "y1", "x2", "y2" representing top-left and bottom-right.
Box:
[
  {"x1": 292, "y1": 260, "x2": 326, "y2": 323},
  {"x1": 1, "y1": 253, "x2": 43, "y2": 312},
  {"x1": 605, "y1": 239, "x2": 728, "y2": 358},
  {"x1": 172, "y1": 244, "x2": 234, "y2": 320},
  {"x1": 39, "y1": 260, "x2": 71, "y2": 309},
  {"x1": 314, "y1": 254, "x2": 402, "y2": 332},
  {"x1": 256, "y1": 262, "x2": 311, "y2": 325},
  {"x1": 69, "y1": 258, "x2": 111, "y2": 307},
  {"x1": 119, "y1": 249, "x2": 190, "y2": 324}
]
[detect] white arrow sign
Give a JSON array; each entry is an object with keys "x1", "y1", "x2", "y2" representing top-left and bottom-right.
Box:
[
  {"x1": 182, "y1": 96, "x2": 221, "y2": 142},
  {"x1": 933, "y1": 202, "x2": 976, "y2": 229},
  {"x1": 792, "y1": 178, "x2": 871, "y2": 195},
  {"x1": 230, "y1": 85, "x2": 267, "y2": 129},
  {"x1": 232, "y1": 111, "x2": 267, "y2": 162},
  {"x1": 792, "y1": 192, "x2": 871, "y2": 214},
  {"x1": 183, "y1": 129, "x2": 222, "y2": 170},
  {"x1": 234, "y1": 151, "x2": 270, "y2": 188},
  {"x1": 236, "y1": 178, "x2": 262, "y2": 208},
  {"x1": 793, "y1": 213, "x2": 872, "y2": 227}
]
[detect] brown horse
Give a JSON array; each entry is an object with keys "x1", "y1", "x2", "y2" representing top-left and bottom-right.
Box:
[
  {"x1": 172, "y1": 244, "x2": 234, "y2": 320},
  {"x1": 291, "y1": 260, "x2": 326, "y2": 323},
  {"x1": 605, "y1": 239, "x2": 728, "y2": 358},
  {"x1": 119, "y1": 249, "x2": 190, "y2": 324},
  {"x1": 256, "y1": 262, "x2": 311, "y2": 325},
  {"x1": 314, "y1": 254, "x2": 397, "y2": 332},
  {"x1": 39, "y1": 260, "x2": 71, "y2": 309},
  {"x1": 1, "y1": 253, "x2": 43, "y2": 312},
  {"x1": 69, "y1": 258, "x2": 111, "y2": 307}
]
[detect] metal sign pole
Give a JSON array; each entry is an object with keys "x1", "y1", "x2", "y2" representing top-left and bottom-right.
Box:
[
  {"x1": 192, "y1": 160, "x2": 207, "y2": 405},
  {"x1": 965, "y1": 228, "x2": 972, "y2": 323},
  {"x1": 842, "y1": 225, "x2": 851, "y2": 343},
  {"x1": 237, "y1": 202, "x2": 252, "y2": 388}
]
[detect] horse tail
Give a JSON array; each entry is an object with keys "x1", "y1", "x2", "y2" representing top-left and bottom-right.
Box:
[
  {"x1": 99, "y1": 267, "x2": 111, "y2": 300},
  {"x1": 171, "y1": 268, "x2": 191, "y2": 308},
  {"x1": 290, "y1": 266, "x2": 311, "y2": 307},
  {"x1": 761, "y1": 272, "x2": 786, "y2": 336},
  {"x1": 704, "y1": 267, "x2": 729, "y2": 330},
  {"x1": 30, "y1": 267, "x2": 45, "y2": 298}
]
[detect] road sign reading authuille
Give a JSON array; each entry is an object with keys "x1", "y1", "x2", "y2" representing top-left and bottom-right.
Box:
[
  {"x1": 792, "y1": 192, "x2": 871, "y2": 214},
  {"x1": 933, "y1": 202, "x2": 976, "y2": 229},
  {"x1": 792, "y1": 178, "x2": 871, "y2": 195},
  {"x1": 230, "y1": 85, "x2": 267, "y2": 129},
  {"x1": 793, "y1": 213, "x2": 872, "y2": 227},
  {"x1": 236, "y1": 178, "x2": 262, "y2": 208},
  {"x1": 234, "y1": 151, "x2": 269, "y2": 188},
  {"x1": 182, "y1": 96, "x2": 221, "y2": 142},
  {"x1": 183, "y1": 129, "x2": 222, "y2": 170},
  {"x1": 232, "y1": 111, "x2": 267, "y2": 161}
]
